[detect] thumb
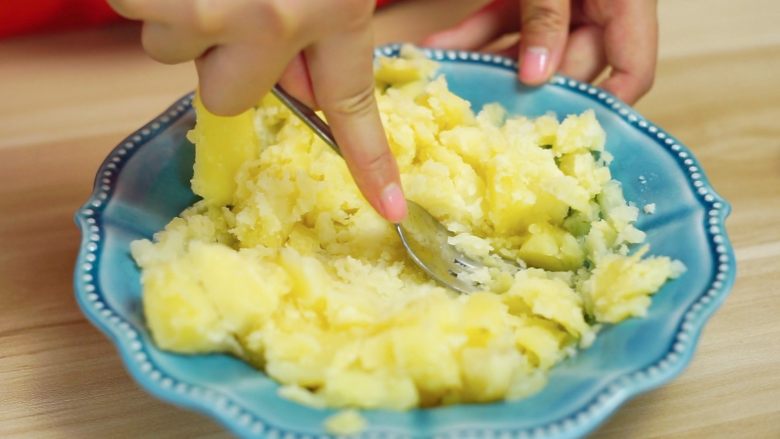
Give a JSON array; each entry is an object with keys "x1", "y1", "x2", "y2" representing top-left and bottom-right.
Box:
[{"x1": 518, "y1": 0, "x2": 570, "y2": 85}]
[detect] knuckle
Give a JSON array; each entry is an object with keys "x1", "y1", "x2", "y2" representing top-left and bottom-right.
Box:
[
  {"x1": 192, "y1": 0, "x2": 226, "y2": 35},
  {"x1": 358, "y1": 148, "x2": 394, "y2": 175},
  {"x1": 522, "y1": 3, "x2": 568, "y2": 32},
  {"x1": 339, "y1": 0, "x2": 375, "y2": 30},
  {"x1": 249, "y1": 0, "x2": 300, "y2": 41},
  {"x1": 325, "y1": 86, "x2": 376, "y2": 118}
]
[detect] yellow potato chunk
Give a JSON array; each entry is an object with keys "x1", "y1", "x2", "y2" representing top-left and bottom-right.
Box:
[
  {"x1": 517, "y1": 223, "x2": 585, "y2": 271},
  {"x1": 188, "y1": 94, "x2": 258, "y2": 206},
  {"x1": 582, "y1": 247, "x2": 683, "y2": 322}
]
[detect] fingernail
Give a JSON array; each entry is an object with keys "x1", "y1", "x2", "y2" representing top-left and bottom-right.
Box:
[
  {"x1": 380, "y1": 183, "x2": 407, "y2": 223},
  {"x1": 520, "y1": 46, "x2": 550, "y2": 84}
]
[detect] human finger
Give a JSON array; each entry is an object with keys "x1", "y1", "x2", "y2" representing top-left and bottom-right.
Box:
[
  {"x1": 110, "y1": 0, "x2": 229, "y2": 65},
  {"x1": 598, "y1": 0, "x2": 659, "y2": 104},
  {"x1": 108, "y1": 0, "x2": 222, "y2": 29},
  {"x1": 558, "y1": 25, "x2": 608, "y2": 83},
  {"x1": 141, "y1": 22, "x2": 215, "y2": 64},
  {"x1": 106, "y1": 0, "x2": 158, "y2": 20},
  {"x1": 195, "y1": 43, "x2": 295, "y2": 115},
  {"x1": 306, "y1": 22, "x2": 406, "y2": 222},
  {"x1": 190, "y1": 0, "x2": 336, "y2": 115},
  {"x1": 194, "y1": 0, "x2": 378, "y2": 116},
  {"x1": 517, "y1": 0, "x2": 571, "y2": 85}
]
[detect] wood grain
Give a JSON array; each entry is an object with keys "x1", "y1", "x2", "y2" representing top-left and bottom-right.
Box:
[{"x1": 1, "y1": 1, "x2": 778, "y2": 437}]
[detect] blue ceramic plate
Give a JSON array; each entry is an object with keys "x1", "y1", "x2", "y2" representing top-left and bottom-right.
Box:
[{"x1": 74, "y1": 45, "x2": 736, "y2": 438}]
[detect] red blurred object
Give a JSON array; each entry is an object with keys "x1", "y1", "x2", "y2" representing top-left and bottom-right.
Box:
[
  {"x1": 1, "y1": 0, "x2": 403, "y2": 39},
  {"x1": 1, "y1": 0, "x2": 124, "y2": 38},
  {"x1": 376, "y1": 0, "x2": 399, "y2": 8}
]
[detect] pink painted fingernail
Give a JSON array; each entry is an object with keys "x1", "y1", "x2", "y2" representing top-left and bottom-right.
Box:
[
  {"x1": 380, "y1": 183, "x2": 407, "y2": 223},
  {"x1": 520, "y1": 46, "x2": 550, "y2": 84}
]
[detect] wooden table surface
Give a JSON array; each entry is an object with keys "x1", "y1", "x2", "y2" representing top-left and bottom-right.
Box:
[{"x1": 2, "y1": 1, "x2": 778, "y2": 437}]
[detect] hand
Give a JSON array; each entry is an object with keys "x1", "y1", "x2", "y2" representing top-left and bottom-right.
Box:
[
  {"x1": 423, "y1": 0, "x2": 659, "y2": 104},
  {"x1": 108, "y1": 0, "x2": 407, "y2": 222}
]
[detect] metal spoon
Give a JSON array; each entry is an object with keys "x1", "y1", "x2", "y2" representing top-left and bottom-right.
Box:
[{"x1": 271, "y1": 85, "x2": 484, "y2": 294}]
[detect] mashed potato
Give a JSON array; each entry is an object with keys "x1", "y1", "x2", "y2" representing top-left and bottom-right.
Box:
[{"x1": 131, "y1": 46, "x2": 683, "y2": 411}]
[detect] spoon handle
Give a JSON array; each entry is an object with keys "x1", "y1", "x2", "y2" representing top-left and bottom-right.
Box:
[{"x1": 271, "y1": 85, "x2": 342, "y2": 156}]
